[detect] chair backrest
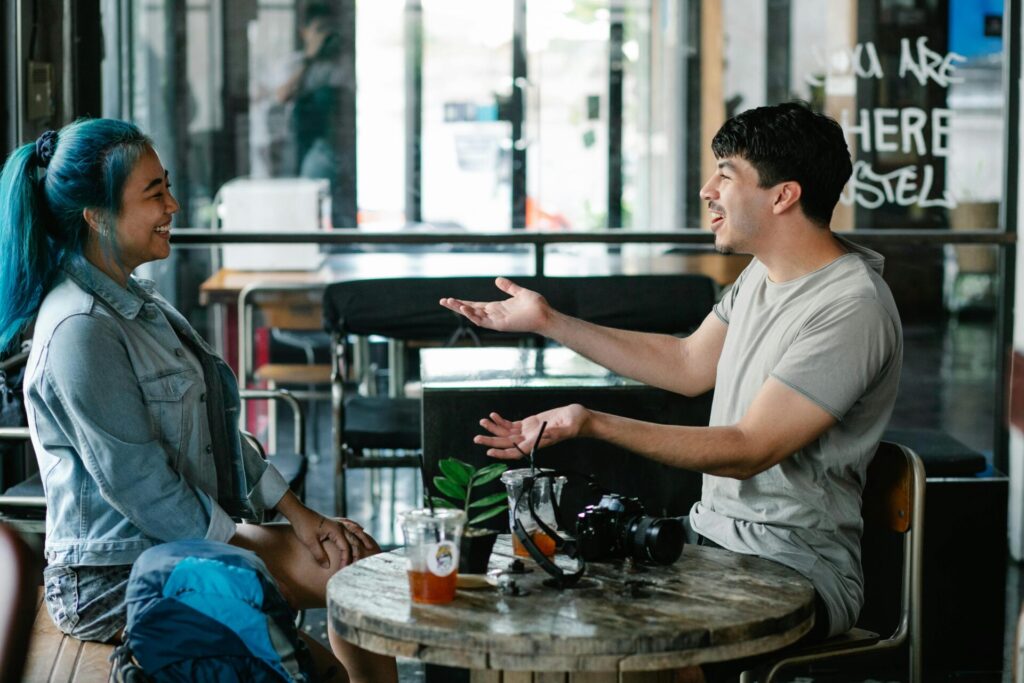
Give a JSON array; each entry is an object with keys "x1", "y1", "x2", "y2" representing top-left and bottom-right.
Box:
[
  {"x1": 321, "y1": 275, "x2": 717, "y2": 340},
  {"x1": 863, "y1": 441, "x2": 916, "y2": 535},
  {"x1": 859, "y1": 440, "x2": 925, "y2": 675},
  {"x1": 0, "y1": 523, "x2": 39, "y2": 683}
]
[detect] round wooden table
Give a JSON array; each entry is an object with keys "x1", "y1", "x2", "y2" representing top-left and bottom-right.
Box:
[{"x1": 327, "y1": 536, "x2": 815, "y2": 681}]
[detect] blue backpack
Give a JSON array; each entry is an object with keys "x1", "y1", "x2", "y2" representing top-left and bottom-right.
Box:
[{"x1": 112, "y1": 540, "x2": 317, "y2": 682}]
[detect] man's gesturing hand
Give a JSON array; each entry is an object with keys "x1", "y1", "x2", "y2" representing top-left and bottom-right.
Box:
[
  {"x1": 475, "y1": 404, "x2": 590, "y2": 460},
  {"x1": 439, "y1": 277, "x2": 553, "y2": 335}
]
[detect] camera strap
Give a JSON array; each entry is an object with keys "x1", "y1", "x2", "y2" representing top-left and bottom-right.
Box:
[{"x1": 512, "y1": 470, "x2": 594, "y2": 589}]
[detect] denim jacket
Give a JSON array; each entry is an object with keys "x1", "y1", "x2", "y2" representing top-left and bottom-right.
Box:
[{"x1": 25, "y1": 257, "x2": 288, "y2": 566}]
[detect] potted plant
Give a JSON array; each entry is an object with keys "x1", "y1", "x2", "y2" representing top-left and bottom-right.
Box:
[{"x1": 430, "y1": 458, "x2": 508, "y2": 574}]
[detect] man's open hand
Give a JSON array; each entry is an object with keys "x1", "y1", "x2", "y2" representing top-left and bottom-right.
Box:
[
  {"x1": 474, "y1": 404, "x2": 590, "y2": 459},
  {"x1": 440, "y1": 277, "x2": 552, "y2": 335}
]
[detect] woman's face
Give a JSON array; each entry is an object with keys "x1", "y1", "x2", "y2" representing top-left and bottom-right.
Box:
[
  {"x1": 86, "y1": 144, "x2": 180, "y2": 282},
  {"x1": 105, "y1": 146, "x2": 179, "y2": 277}
]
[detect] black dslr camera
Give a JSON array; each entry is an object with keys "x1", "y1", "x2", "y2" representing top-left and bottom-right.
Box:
[{"x1": 575, "y1": 494, "x2": 684, "y2": 565}]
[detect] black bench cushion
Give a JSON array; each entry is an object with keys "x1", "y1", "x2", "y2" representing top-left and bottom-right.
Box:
[
  {"x1": 344, "y1": 395, "x2": 421, "y2": 451},
  {"x1": 323, "y1": 275, "x2": 717, "y2": 340},
  {"x1": 882, "y1": 428, "x2": 987, "y2": 477}
]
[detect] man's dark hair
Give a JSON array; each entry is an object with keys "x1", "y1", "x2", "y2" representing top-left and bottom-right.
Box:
[
  {"x1": 302, "y1": 1, "x2": 334, "y2": 27},
  {"x1": 711, "y1": 101, "x2": 852, "y2": 227}
]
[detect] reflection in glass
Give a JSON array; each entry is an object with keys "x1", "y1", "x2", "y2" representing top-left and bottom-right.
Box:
[
  {"x1": 421, "y1": 0, "x2": 513, "y2": 230},
  {"x1": 722, "y1": 0, "x2": 1005, "y2": 231}
]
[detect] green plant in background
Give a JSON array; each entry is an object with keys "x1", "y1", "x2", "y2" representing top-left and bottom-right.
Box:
[{"x1": 430, "y1": 458, "x2": 508, "y2": 526}]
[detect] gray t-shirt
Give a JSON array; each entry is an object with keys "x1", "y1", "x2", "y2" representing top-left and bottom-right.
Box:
[{"x1": 688, "y1": 237, "x2": 902, "y2": 637}]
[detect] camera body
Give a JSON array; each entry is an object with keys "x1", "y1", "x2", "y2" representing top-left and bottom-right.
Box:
[{"x1": 575, "y1": 493, "x2": 684, "y2": 565}]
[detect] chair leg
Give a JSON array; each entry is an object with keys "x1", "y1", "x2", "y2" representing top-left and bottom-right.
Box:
[
  {"x1": 267, "y1": 380, "x2": 279, "y2": 454},
  {"x1": 306, "y1": 390, "x2": 320, "y2": 465},
  {"x1": 335, "y1": 459, "x2": 347, "y2": 518},
  {"x1": 370, "y1": 467, "x2": 381, "y2": 515},
  {"x1": 389, "y1": 468, "x2": 398, "y2": 524}
]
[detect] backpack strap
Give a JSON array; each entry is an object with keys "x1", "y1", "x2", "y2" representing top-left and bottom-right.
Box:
[{"x1": 110, "y1": 643, "x2": 152, "y2": 683}]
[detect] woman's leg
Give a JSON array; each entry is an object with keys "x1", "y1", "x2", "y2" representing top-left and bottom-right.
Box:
[
  {"x1": 230, "y1": 522, "x2": 398, "y2": 683},
  {"x1": 300, "y1": 631, "x2": 350, "y2": 682}
]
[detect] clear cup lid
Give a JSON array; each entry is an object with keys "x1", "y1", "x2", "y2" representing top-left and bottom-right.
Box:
[
  {"x1": 500, "y1": 467, "x2": 555, "y2": 484},
  {"x1": 399, "y1": 508, "x2": 466, "y2": 524}
]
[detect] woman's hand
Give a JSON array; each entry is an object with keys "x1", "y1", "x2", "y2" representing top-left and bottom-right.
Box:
[
  {"x1": 276, "y1": 491, "x2": 378, "y2": 568},
  {"x1": 474, "y1": 404, "x2": 590, "y2": 460},
  {"x1": 299, "y1": 514, "x2": 379, "y2": 569}
]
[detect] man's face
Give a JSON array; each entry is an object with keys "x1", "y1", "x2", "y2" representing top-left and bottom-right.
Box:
[
  {"x1": 300, "y1": 20, "x2": 329, "y2": 56},
  {"x1": 698, "y1": 156, "x2": 775, "y2": 255}
]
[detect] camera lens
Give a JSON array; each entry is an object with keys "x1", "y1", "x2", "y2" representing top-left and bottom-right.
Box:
[{"x1": 629, "y1": 516, "x2": 684, "y2": 565}]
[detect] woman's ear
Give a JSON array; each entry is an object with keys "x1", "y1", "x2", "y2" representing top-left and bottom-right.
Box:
[{"x1": 82, "y1": 208, "x2": 103, "y2": 233}]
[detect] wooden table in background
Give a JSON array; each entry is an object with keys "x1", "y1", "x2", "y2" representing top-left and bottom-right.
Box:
[{"x1": 327, "y1": 536, "x2": 815, "y2": 682}]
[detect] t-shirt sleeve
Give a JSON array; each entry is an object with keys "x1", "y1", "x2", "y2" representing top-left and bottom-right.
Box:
[
  {"x1": 713, "y1": 261, "x2": 755, "y2": 325},
  {"x1": 769, "y1": 297, "x2": 899, "y2": 420}
]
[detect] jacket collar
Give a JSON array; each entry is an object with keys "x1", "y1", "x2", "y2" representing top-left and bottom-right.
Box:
[{"x1": 63, "y1": 256, "x2": 156, "y2": 320}]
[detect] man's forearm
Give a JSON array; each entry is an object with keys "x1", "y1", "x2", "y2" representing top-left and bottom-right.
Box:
[
  {"x1": 542, "y1": 312, "x2": 708, "y2": 396},
  {"x1": 582, "y1": 409, "x2": 771, "y2": 479}
]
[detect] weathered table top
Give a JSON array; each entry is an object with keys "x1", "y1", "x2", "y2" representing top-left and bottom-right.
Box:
[{"x1": 327, "y1": 536, "x2": 815, "y2": 673}]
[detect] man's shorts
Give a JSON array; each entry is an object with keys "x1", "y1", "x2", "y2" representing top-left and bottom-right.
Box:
[{"x1": 43, "y1": 563, "x2": 133, "y2": 643}]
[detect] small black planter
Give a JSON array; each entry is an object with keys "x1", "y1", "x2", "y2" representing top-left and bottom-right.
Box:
[{"x1": 459, "y1": 528, "x2": 499, "y2": 574}]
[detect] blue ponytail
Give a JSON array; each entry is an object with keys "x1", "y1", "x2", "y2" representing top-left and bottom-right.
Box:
[{"x1": 0, "y1": 119, "x2": 151, "y2": 353}]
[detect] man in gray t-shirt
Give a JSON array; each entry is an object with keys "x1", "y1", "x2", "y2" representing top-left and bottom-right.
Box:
[
  {"x1": 694, "y1": 236, "x2": 901, "y2": 636},
  {"x1": 440, "y1": 102, "x2": 902, "y2": 642}
]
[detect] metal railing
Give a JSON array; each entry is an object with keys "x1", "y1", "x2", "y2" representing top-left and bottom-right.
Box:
[{"x1": 171, "y1": 228, "x2": 1014, "y2": 276}]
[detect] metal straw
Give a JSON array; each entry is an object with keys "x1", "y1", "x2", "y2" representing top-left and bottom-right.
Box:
[{"x1": 529, "y1": 421, "x2": 547, "y2": 476}]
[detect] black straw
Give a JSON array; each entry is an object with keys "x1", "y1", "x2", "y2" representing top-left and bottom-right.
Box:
[
  {"x1": 418, "y1": 453, "x2": 436, "y2": 516},
  {"x1": 529, "y1": 421, "x2": 547, "y2": 475}
]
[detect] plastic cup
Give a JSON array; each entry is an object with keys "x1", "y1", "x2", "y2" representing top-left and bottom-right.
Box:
[
  {"x1": 500, "y1": 468, "x2": 565, "y2": 559},
  {"x1": 399, "y1": 509, "x2": 466, "y2": 604}
]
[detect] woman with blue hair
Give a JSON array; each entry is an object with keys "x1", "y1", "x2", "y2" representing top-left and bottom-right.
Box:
[{"x1": 0, "y1": 119, "x2": 396, "y2": 682}]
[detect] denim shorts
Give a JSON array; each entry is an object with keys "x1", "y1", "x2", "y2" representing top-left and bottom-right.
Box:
[{"x1": 42, "y1": 563, "x2": 133, "y2": 643}]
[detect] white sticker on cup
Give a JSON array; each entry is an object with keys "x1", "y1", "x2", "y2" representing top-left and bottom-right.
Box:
[{"x1": 426, "y1": 541, "x2": 458, "y2": 577}]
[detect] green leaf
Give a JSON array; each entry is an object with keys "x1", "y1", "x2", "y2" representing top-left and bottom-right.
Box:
[
  {"x1": 428, "y1": 496, "x2": 457, "y2": 509},
  {"x1": 433, "y1": 476, "x2": 466, "y2": 501},
  {"x1": 470, "y1": 463, "x2": 508, "y2": 486},
  {"x1": 438, "y1": 458, "x2": 473, "y2": 487},
  {"x1": 468, "y1": 505, "x2": 507, "y2": 525},
  {"x1": 468, "y1": 492, "x2": 508, "y2": 509}
]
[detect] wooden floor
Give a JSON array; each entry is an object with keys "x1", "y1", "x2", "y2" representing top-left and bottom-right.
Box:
[{"x1": 21, "y1": 590, "x2": 114, "y2": 683}]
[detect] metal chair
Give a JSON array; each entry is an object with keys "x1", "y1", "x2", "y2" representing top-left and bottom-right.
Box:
[
  {"x1": 322, "y1": 274, "x2": 717, "y2": 516},
  {"x1": 0, "y1": 427, "x2": 45, "y2": 534},
  {"x1": 237, "y1": 282, "x2": 331, "y2": 461},
  {"x1": 238, "y1": 388, "x2": 308, "y2": 505},
  {"x1": 0, "y1": 390, "x2": 306, "y2": 533},
  {"x1": 0, "y1": 346, "x2": 42, "y2": 534},
  {"x1": 741, "y1": 441, "x2": 926, "y2": 683}
]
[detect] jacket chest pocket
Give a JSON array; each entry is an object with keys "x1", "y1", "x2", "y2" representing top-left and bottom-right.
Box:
[{"x1": 139, "y1": 371, "x2": 196, "y2": 464}]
